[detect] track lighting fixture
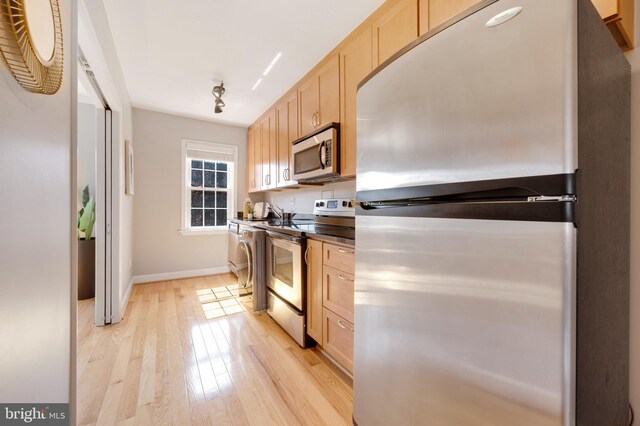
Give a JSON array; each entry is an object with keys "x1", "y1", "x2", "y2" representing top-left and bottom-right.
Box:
[{"x1": 212, "y1": 82, "x2": 225, "y2": 114}]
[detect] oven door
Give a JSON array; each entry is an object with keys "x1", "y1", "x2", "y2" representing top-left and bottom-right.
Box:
[{"x1": 266, "y1": 232, "x2": 305, "y2": 311}]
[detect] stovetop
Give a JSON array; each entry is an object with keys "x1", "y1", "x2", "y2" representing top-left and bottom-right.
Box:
[
  {"x1": 231, "y1": 199, "x2": 355, "y2": 244},
  {"x1": 264, "y1": 219, "x2": 355, "y2": 241}
]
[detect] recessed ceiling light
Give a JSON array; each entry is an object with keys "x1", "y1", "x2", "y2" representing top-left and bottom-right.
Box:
[
  {"x1": 263, "y1": 52, "x2": 282, "y2": 76},
  {"x1": 251, "y1": 78, "x2": 263, "y2": 91}
]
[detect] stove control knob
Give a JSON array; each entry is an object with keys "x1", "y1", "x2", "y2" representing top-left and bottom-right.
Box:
[{"x1": 342, "y1": 201, "x2": 348, "y2": 207}]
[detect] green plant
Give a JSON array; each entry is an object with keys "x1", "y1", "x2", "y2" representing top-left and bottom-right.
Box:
[{"x1": 78, "y1": 185, "x2": 95, "y2": 240}]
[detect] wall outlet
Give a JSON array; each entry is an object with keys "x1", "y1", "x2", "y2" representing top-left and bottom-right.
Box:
[{"x1": 289, "y1": 196, "x2": 295, "y2": 206}]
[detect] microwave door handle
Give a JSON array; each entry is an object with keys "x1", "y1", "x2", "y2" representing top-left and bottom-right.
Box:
[{"x1": 318, "y1": 141, "x2": 326, "y2": 169}]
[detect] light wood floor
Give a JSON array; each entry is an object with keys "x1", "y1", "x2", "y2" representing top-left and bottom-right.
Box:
[{"x1": 77, "y1": 274, "x2": 353, "y2": 426}]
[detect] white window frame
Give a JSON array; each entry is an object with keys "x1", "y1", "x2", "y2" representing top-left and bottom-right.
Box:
[{"x1": 180, "y1": 139, "x2": 237, "y2": 236}]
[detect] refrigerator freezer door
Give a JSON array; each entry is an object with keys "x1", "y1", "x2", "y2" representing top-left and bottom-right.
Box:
[
  {"x1": 356, "y1": 0, "x2": 577, "y2": 193},
  {"x1": 354, "y1": 215, "x2": 576, "y2": 426}
]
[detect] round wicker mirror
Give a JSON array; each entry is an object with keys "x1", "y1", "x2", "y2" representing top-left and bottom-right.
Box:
[{"x1": 0, "y1": 0, "x2": 63, "y2": 95}]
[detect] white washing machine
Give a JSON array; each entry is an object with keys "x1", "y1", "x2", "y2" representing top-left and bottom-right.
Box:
[{"x1": 236, "y1": 225, "x2": 267, "y2": 311}]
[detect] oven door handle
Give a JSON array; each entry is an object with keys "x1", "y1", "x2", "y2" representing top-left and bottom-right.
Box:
[
  {"x1": 239, "y1": 240, "x2": 252, "y2": 287},
  {"x1": 266, "y1": 230, "x2": 305, "y2": 244}
]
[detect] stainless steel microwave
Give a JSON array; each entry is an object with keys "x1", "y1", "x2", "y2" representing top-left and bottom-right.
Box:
[{"x1": 292, "y1": 123, "x2": 340, "y2": 183}]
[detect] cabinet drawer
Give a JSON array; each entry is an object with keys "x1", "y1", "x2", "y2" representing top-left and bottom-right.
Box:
[
  {"x1": 323, "y1": 243, "x2": 355, "y2": 274},
  {"x1": 323, "y1": 266, "x2": 354, "y2": 323},
  {"x1": 322, "y1": 308, "x2": 354, "y2": 373}
]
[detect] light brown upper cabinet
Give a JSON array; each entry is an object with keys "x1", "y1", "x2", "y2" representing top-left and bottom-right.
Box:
[
  {"x1": 372, "y1": 0, "x2": 419, "y2": 66},
  {"x1": 420, "y1": 0, "x2": 481, "y2": 34},
  {"x1": 592, "y1": 0, "x2": 634, "y2": 50},
  {"x1": 339, "y1": 27, "x2": 373, "y2": 178},
  {"x1": 275, "y1": 90, "x2": 298, "y2": 188},
  {"x1": 247, "y1": 127, "x2": 256, "y2": 193},
  {"x1": 260, "y1": 110, "x2": 277, "y2": 190},
  {"x1": 298, "y1": 53, "x2": 340, "y2": 138}
]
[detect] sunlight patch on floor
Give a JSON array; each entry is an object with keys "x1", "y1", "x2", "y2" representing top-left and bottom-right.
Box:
[{"x1": 198, "y1": 284, "x2": 253, "y2": 319}]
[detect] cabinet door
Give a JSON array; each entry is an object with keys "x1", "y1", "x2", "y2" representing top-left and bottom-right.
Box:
[
  {"x1": 276, "y1": 91, "x2": 299, "y2": 188},
  {"x1": 260, "y1": 111, "x2": 276, "y2": 190},
  {"x1": 340, "y1": 27, "x2": 373, "y2": 178},
  {"x1": 317, "y1": 53, "x2": 340, "y2": 128},
  {"x1": 426, "y1": 0, "x2": 481, "y2": 31},
  {"x1": 253, "y1": 125, "x2": 262, "y2": 193},
  {"x1": 306, "y1": 239, "x2": 323, "y2": 342},
  {"x1": 247, "y1": 127, "x2": 256, "y2": 192},
  {"x1": 323, "y1": 243, "x2": 355, "y2": 275},
  {"x1": 276, "y1": 100, "x2": 288, "y2": 188},
  {"x1": 323, "y1": 266, "x2": 355, "y2": 323},
  {"x1": 298, "y1": 77, "x2": 318, "y2": 138},
  {"x1": 323, "y1": 308, "x2": 354, "y2": 373},
  {"x1": 373, "y1": 0, "x2": 419, "y2": 66},
  {"x1": 287, "y1": 91, "x2": 299, "y2": 184}
]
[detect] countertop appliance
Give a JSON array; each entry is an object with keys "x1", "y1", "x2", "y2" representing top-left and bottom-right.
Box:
[
  {"x1": 236, "y1": 225, "x2": 267, "y2": 311},
  {"x1": 354, "y1": 1, "x2": 630, "y2": 425},
  {"x1": 292, "y1": 123, "x2": 340, "y2": 183},
  {"x1": 253, "y1": 202, "x2": 270, "y2": 219}
]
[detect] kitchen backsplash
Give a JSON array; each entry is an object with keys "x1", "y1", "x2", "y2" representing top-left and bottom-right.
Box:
[{"x1": 260, "y1": 179, "x2": 356, "y2": 214}]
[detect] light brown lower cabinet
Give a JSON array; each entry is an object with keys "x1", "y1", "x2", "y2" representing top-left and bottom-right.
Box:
[
  {"x1": 306, "y1": 239, "x2": 323, "y2": 342},
  {"x1": 323, "y1": 266, "x2": 355, "y2": 323},
  {"x1": 322, "y1": 308, "x2": 354, "y2": 374}
]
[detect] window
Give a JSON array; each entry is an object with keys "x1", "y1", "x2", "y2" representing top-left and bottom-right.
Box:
[{"x1": 181, "y1": 140, "x2": 237, "y2": 235}]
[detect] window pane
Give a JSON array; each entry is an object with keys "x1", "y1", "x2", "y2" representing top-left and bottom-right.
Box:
[
  {"x1": 191, "y1": 170, "x2": 203, "y2": 187},
  {"x1": 216, "y1": 162, "x2": 228, "y2": 171},
  {"x1": 191, "y1": 209, "x2": 203, "y2": 227},
  {"x1": 204, "y1": 170, "x2": 215, "y2": 188},
  {"x1": 216, "y1": 191, "x2": 227, "y2": 208},
  {"x1": 204, "y1": 161, "x2": 216, "y2": 170},
  {"x1": 204, "y1": 191, "x2": 216, "y2": 208},
  {"x1": 191, "y1": 190, "x2": 203, "y2": 208},
  {"x1": 205, "y1": 209, "x2": 216, "y2": 226},
  {"x1": 216, "y1": 171, "x2": 227, "y2": 188},
  {"x1": 191, "y1": 160, "x2": 203, "y2": 169},
  {"x1": 216, "y1": 209, "x2": 227, "y2": 226}
]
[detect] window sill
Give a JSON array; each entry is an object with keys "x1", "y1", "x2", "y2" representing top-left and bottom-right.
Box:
[{"x1": 179, "y1": 228, "x2": 228, "y2": 237}]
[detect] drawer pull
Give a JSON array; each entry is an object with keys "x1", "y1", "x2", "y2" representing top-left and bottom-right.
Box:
[
  {"x1": 337, "y1": 320, "x2": 354, "y2": 332},
  {"x1": 337, "y1": 274, "x2": 354, "y2": 282},
  {"x1": 337, "y1": 248, "x2": 354, "y2": 254}
]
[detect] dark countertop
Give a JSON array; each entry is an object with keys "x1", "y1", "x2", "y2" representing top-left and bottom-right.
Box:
[{"x1": 230, "y1": 217, "x2": 355, "y2": 246}]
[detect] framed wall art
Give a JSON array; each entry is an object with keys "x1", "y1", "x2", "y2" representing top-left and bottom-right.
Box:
[{"x1": 125, "y1": 140, "x2": 135, "y2": 195}]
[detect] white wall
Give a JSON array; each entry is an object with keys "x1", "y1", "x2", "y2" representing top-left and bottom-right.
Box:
[
  {"x1": 81, "y1": 0, "x2": 134, "y2": 318},
  {"x1": 0, "y1": 0, "x2": 73, "y2": 403},
  {"x1": 132, "y1": 108, "x2": 247, "y2": 279},
  {"x1": 264, "y1": 180, "x2": 356, "y2": 214},
  {"x1": 624, "y1": 8, "x2": 640, "y2": 415}
]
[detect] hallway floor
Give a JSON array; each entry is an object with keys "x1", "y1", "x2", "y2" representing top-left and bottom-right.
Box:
[{"x1": 77, "y1": 274, "x2": 353, "y2": 425}]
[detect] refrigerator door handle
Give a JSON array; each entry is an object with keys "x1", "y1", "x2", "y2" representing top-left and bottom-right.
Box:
[{"x1": 527, "y1": 195, "x2": 577, "y2": 202}]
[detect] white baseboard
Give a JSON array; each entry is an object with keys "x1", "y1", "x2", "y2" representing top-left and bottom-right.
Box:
[
  {"x1": 118, "y1": 277, "x2": 134, "y2": 320},
  {"x1": 132, "y1": 266, "x2": 231, "y2": 284}
]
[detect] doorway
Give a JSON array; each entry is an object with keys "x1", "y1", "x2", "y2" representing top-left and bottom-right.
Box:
[{"x1": 77, "y1": 48, "x2": 118, "y2": 326}]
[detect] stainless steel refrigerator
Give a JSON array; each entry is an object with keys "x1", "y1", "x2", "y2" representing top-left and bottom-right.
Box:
[{"x1": 354, "y1": 0, "x2": 630, "y2": 425}]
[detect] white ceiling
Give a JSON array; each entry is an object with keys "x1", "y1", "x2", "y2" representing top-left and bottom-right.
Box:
[{"x1": 102, "y1": 0, "x2": 385, "y2": 127}]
